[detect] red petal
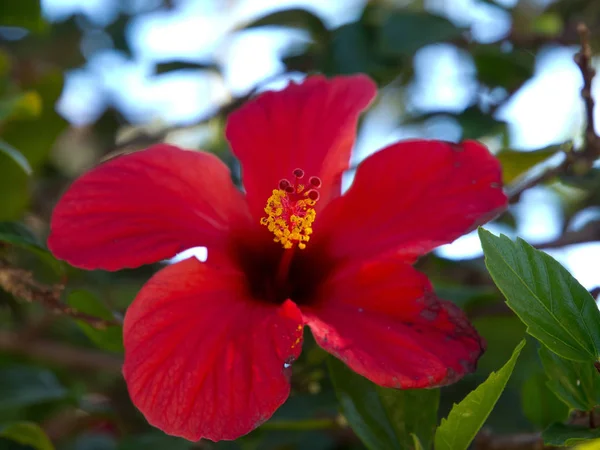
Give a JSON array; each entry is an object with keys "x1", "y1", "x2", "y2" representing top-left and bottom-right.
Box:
[
  {"x1": 303, "y1": 258, "x2": 484, "y2": 388},
  {"x1": 225, "y1": 75, "x2": 376, "y2": 219},
  {"x1": 123, "y1": 257, "x2": 304, "y2": 442},
  {"x1": 48, "y1": 145, "x2": 249, "y2": 271},
  {"x1": 313, "y1": 140, "x2": 507, "y2": 263}
]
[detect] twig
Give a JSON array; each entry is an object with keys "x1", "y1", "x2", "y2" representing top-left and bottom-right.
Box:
[
  {"x1": 507, "y1": 23, "x2": 599, "y2": 202},
  {"x1": 534, "y1": 220, "x2": 600, "y2": 249},
  {"x1": 474, "y1": 430, "x2": 549, "y2": 450},
  {"x1": 0, "y1": 263, "x2": 120, "y2": 329},
  {"x1": 0, "y1": 330, "x2": 122, "y2": 372},
  {"x1": 507, "y1": 155, "x2": 571, "y2": 202},
  {"x1": 574, "y1": 23, "x2": 599, "y2": 160}
]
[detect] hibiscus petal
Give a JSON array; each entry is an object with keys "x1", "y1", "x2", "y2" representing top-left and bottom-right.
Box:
[
  {"x1": 123, "y1": 257, "x2": 304, "y2": 442},
  {"x1": 225, "y1": 74, "x2": 377, "y2": 220},
  {"x1": 313, "y1": 140, "x2": 507, "y2": 263},
  {"x1": 48, "y1": 144, "x2": 249, "y2": 271},
  {"x1": 302, "y1": 258, "x2": 484, "y2": 388}
]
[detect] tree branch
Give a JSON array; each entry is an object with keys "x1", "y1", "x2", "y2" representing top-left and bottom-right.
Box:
[
  {"x1": 507, "y1": 155, "x2": 571, "y2": 202},
  {"x1": 508, "y1": 23, "x2": 599, "y2": 203},
  {"x1": 574, "y1": 23, "x2": 599, "y2": 160},
  {"x1": 0, "y1": 262, "x2": 120, "y2": 329},
  {"x1": 474, "y1": 430, "x2": 550, "y2": 450}
]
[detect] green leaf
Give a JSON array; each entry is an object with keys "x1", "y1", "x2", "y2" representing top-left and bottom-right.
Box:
[
  {"x1": 479, "y1": 229, "x2": 600, "y2": 362},
  {"x1": 406, "y1": 107, "x2": 507, "y2": 141},
  {"x1": 118, "y1": 432, "x2": 193, "y2": 450},
  {"x1": 457, "y1": 106, "x2": 508, "y2": 140},
  {"x1": 0, "y1": 222, "x2": 65, "y2": 275},
  {"x1": 433, "y1": 284, "x2": 497, "y2": 312},
  {"x1": 472, "y1": 316, "x2": 526, "y2": 376},
  {"x1": 0, "y1": 366, "x2": 67, "y2": 410},
  {"x1": 377, "y1": 387, "x2": 439, "y2": 450},
  {"x1": 154, "y1": 61, "x2": 218, "y2": 75},
  {"x1": 539, "y1": 346, "x2": 600, "y2": 411},
  {"x1": 0, "y1": 91, "x2": 43, "y2": 122},
  {"x1": 521, "y1": 372, "x2": 570, "y2": 428},
  {"x1": 0, "y1": 422, "x2": 54, "y2": 450},
  {"x1": 434, "y1": 340, "x2": 526, "y2": 450},
  {"x1": 0, "y1": 140, "x2": 32, "y2": 175},
  {"x1": 241, "y1": 8, "x2": 329, "y2": 41},
  {"x1": 0, "y1": 221, "x2": 40, "y2": 248},
  {"x1": 0, "y1": 70, "x2": 68, "y2": 220},
  {"x1": 67, "y1": 290, "x2": 124, "y2": 353},
  {"x1": 0, "y1": 0, "x2": 48, "y2": 33},
  {"x1": 378, "y1": 11, "x2": 463, "y2": 57},
  {"x1": 69, "y1": 433, "x2": 117, "y2": 450},
  {"x1": 498, "y1": 144, "x2": 566, "y2": 184},
  {"x1": 322, "y1": 22, "x2": 405, "y2": 86},
  {"x1": 473, "y1": 45, "x2": 535, "y2": 90},
  {"x1": 411, "y1": 434, "x2": 424, "y2": 450},
  {"x1": 328, "y1": 356, "x2": 439, "y2": 450},
  {"x1": 543, "y1": 423, "x2": 600, "y2": 446},
  {"x1": 532, "y1": 12, "x2": 564, "y2": 37},
  {"x1": 577, "y1": 438, "x2": 600, "y2": 449}
]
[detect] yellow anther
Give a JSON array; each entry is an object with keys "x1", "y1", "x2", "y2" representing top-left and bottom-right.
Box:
[{"x1": 260, "y1": 186, "x2": 318, "y2": 250}]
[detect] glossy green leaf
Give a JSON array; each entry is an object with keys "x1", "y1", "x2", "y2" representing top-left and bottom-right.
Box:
[
  {"x1": 498, "y1": 144, "x2": 566, "y2": 184},
  {"x1": 0, "y1": 422, "x2": 54, "y2": 450},
  {"x1": 479, "y1": 229, "x2": 600, "y2": 362},
  {"x1": 67, "y1": 290, "x2": 124, "y2": 353},
  {"x1": 0, "y1": 141, "x2": 32, "y2": 175},
  {"x1": 0, "y1": 366, "x2": 67, "y2": 410},
  {"x1": 328, "y1": 356, "x2": 439, "y2": 450},
  {"x1": 435, "y1": 340, "x2": 526, "y2": 450},
  {"x1": 543, "y1": 423, "x2": 600, "y2": 446},
  {"x1": 378, "y1": 11, "x2": 463, "y2": 57},
  {"x1": 521, "y1": 372, "x2": 570, "y2": 428},
  {"x1": 539, "y1": 346, "x2": 600, "y2": 411}
]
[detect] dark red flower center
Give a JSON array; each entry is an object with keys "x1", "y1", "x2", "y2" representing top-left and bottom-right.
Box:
[{"x1": 233, "y1": 169, "x2": 328, "y2": 306}]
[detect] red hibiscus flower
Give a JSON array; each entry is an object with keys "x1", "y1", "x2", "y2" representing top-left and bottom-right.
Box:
[{"x1": 48, "y1": 74, "x2": 507, "y2": 442}]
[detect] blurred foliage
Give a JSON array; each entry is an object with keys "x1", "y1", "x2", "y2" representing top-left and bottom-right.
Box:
[{"x1": 2, "y1": 0, "x2": 600, "y2": 449}]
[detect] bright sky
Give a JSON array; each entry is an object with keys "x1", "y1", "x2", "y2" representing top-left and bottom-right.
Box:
[{"x1": 41, "y1": 0, "x2": 600, "y2": 289}]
